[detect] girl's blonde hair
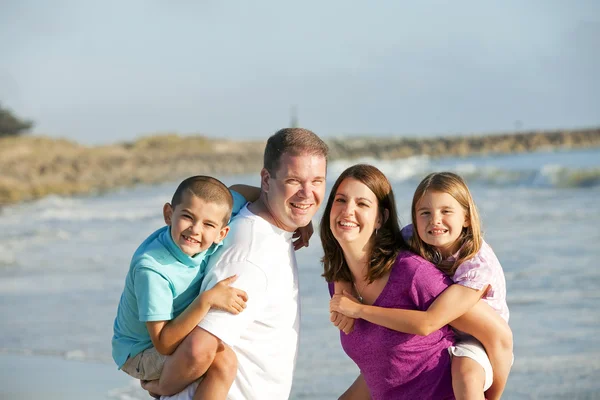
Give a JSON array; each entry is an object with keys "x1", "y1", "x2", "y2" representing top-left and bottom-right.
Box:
[{"x1": 409, "y1": 172, "x2": 482, "y2": 276}]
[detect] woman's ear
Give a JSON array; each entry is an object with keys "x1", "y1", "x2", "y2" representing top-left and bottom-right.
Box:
[{"x1": 377, "y1": 208, "x2": 390, "y2": 229}]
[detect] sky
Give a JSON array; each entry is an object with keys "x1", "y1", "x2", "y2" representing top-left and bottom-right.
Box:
[{"x1": 1, "y1": 0, "x2": 599, "y2": 145}]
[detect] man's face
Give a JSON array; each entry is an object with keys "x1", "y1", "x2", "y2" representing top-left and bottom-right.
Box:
[{"x1": 262, "y1": 153, "x2": 327, "y2": 232}]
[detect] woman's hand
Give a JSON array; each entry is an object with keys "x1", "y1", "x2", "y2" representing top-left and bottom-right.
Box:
[
  {"x1": 292, "y1": 221, "x2": 314, "y2": 250},
  {"x1": 203, "y1": 275, "x2": 248, "y2": 314},
  {"x1": 330, "y1": 291, "x2": 363, "y2": 319},
  {"x1": 330, "y1": 311, "x2": 355, "y2": 334}
]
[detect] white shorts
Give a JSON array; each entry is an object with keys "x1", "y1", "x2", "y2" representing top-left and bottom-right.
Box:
[{"x1": 448, "y1": 338, "x2": 493, "y2": 391}]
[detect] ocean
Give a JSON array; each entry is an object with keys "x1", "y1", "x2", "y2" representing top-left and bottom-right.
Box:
[{"x1": 0, "y1": 147, "x2": 599, "y2": 399}]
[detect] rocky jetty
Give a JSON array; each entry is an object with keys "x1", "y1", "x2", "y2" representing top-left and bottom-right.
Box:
[{"x1": 1, "y1": 127, "x2": 598, "y2": 206}]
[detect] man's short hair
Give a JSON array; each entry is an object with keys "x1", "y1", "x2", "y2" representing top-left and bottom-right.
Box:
[
  {"x1": 171, "y1": 176, "x2": 233, "y2": 226},
  {"x1": 263, "y1": 128, "x2": 329, "y2": 177}
]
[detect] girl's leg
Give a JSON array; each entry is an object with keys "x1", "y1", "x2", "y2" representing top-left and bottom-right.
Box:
[
  {"x1": 451, "y1": 356, "x2": 486, "y2": 400},
  {"x1": 193, "y1": 343, "x2": 237, "y2": 400}
]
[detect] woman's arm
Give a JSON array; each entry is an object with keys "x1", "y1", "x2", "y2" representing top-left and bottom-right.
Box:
[
  {"x1": 450, "y1": 301, "x2": 513, "y2": 400},
  {"x1": 339, "y1": 374, "x2": 371, "y2": 400},
  {"x1": 330, "y1": 283, "x2": 486, "y2": 336}
]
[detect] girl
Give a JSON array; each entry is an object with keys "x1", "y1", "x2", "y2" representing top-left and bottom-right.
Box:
[{"x1": 331, "y1": 172, "x2": 512, "y2": 400}]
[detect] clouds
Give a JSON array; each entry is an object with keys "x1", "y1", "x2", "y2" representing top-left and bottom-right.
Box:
[{"x1": 0, "y1": 1, "x2": 598, "y2": 144}]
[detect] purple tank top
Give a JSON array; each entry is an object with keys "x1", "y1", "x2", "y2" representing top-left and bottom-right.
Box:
[{"x1": 330, "y1": 251, "x2": 456, "y2": 399}]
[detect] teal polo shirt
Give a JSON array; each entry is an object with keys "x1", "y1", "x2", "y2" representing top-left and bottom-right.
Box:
[{"x1": 111, "y1": 190, "x2": 247, "y2": 368}]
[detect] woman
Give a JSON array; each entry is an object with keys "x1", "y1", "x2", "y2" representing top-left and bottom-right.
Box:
[{"x1": 320, "y1": 164, "x2": 511, "y2": 399}]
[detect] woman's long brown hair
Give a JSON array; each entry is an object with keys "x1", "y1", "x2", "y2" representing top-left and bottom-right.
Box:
[{"x1": 321, "y1": 164, "x2": 405, "y2": 284}]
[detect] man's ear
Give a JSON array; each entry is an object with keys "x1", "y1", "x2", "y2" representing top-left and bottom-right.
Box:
[
  {"x1": 260, "y1": 168, "x2": 271, "y2": 193},
  {"x1": 163, "y1": 203, "x2": 173, "y2": 225},
  {"x1": 215, "y1": 226, "x2": 230, "y2": 244}
]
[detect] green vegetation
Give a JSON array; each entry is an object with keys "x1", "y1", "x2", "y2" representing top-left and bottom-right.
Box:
[{"x1": 0, "y1": 104, "x2": 34, "y2": 137}]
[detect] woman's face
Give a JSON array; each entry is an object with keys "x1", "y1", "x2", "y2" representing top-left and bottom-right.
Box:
[{"x1": 329, "y1": 177, "x2": 382, "y2": 249}]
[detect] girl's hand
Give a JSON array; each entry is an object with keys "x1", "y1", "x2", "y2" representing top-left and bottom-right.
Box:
[
  {"x1": 330, "y1": 311, "x2": 355, "y2": 334},
  {"x1": 292, "y1": 221, "x2": 313, "y2": 250},
  {"x1": 204, "y1": 275, "x2": 248, "y2": 314},
  {"x1": 330, "y1": 291, "x2": 362, "y2": 319}
]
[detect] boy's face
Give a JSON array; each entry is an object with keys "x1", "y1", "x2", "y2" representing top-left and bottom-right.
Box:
[{"x1": 163, "y1": 193, "x2": 230, "y2": 256}]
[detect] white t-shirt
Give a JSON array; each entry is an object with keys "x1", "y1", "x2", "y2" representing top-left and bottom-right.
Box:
[{"x1": 163, "y1": 205, "x2": 300, "y2": 400}]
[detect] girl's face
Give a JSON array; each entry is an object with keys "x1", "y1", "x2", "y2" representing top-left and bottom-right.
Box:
[
  {"x1": 329, "y1": 178, "x2": 382, "y2": 250},
  {"x1": 415, "y1": 190, "x2": 469, "y2": 258}
]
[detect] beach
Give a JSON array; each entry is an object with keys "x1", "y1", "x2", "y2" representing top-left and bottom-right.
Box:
[
  {"x1": 0, "y1": 352, "x2": 136, "y2": 400},
  {"x1": 1, "y1": 148, "x2": 599, "y2": 399}
]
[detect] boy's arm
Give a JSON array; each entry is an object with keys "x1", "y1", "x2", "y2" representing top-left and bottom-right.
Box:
[
  {"x1": 330, "y1": 283, "x2": 486, "y2": 336},
  {"x1": 147, "y1": 276, "x2": 247, "y2": 355},
  {"x1": 450, "y1": 300, "x2": 513, "y2": 400}
]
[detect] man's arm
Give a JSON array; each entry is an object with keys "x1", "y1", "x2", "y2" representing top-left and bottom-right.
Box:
[
  {"x1": 229, "y1": 184, "x2": 260, "y2": 202},
  {"x1": 451, "y1": 301, "x2": 513, "y2": 400}
]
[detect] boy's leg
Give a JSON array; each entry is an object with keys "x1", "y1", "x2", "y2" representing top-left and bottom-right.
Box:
[
  {"x1": 142, "y1": 326, "x2": 221, "y2": 396},
  {"x1": 451, "y1": 356, "x2": 486, "y2": 400},
  {"x1": 193, "y1": 344, "x2": 237, "y2": 400}
]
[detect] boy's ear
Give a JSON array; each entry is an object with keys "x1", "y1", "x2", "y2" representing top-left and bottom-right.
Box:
[
  {"x1": 260, "y1": 168, "x2": 270, "y2": 193},
  {"x1": 163, "y1": 203, "x2": 173, "y2": 225},
  {"x1": 215, "y1": 226, "x2": 230, "y2": 244}
]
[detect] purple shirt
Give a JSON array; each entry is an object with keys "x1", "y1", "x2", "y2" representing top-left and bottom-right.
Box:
[{"x1": 330, "y1": 251, "x2": 456, "y2": 400}]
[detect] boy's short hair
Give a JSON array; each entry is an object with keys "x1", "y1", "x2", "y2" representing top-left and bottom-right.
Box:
[
  {"x1": 171, "y1": 176, "x2": 234, "y2": 226},
  {"x1": 263, "y1": 128, "x2": 329, "y2": 177}
]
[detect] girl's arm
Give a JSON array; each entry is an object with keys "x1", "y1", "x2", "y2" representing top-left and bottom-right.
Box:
[
  {"x1": 331, "y1": 281, "x2": 356, "y2": 334},
  {"x1": 330, "y1": 283, "x2": 487, "y2": 336},
  {"x1": 339, "y1": 373, "x2": 371, "y2": 400},
  {"x1": 450, "y1": 301, "x2": 513, "y2": 400}
]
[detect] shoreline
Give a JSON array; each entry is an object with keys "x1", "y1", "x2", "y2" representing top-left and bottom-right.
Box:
[
  {"x1": 1, "y1": 127, "x2": 599, "y2": 206},
  {"x1": 0, "y1": 352, "x2": 139, "y2": 400}
]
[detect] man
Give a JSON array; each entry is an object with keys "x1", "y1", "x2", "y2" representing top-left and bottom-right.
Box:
[{"x1": 147, "y1": 128, "x2": 328, "y2": 399}]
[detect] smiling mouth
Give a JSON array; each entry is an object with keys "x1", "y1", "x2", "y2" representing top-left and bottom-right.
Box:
[
  {"x1": 339, "y1": 221, "x2": 358, "y2": 228},
  {"x1": 291, "y1": 202, "x2": 311, "y2": 210},
  {"x1": 428, "y1": 228, "x2": 448, "y2": 235},
  {"x1": 182, "y1": 235, "x2": 200, "y2": 244}
]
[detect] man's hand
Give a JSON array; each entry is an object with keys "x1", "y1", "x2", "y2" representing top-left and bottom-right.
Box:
[
  {"x1": 292, "y1": 221, "x2": 314, "y2": 250},
  {"x1": 330, "y1": 291, "x2": 363, "y2": 319},
  {"x1": 330, "y1": 311, "x2": 356, "y2": 334},
  {"x1": 202, "y1": 275, "x2": 248, "y2": 314}
]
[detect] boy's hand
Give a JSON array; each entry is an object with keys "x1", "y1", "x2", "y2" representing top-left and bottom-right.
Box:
[
  {"x1": 292, "y1": 221, "x2": 313, "y2": 250},
  {"x1": 204, "y1": 275, "x2": 248, "y2": 314},
  {"x1": 330, "y1": 311, "x2": 355, "y2": 334},
  {"x1": 330, "y1": 291, "x2": 362, "y2": 319}
]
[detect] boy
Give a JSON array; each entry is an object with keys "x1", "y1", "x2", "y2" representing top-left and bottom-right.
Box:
[{"x1": 112, "y1": 175, "x2": 249, "y2": 400}]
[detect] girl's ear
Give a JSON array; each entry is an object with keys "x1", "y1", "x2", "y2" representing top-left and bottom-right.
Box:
[
  {"x1": 463, "y1": 211, "x2": 471, "y2": 228},
  {"x1": 163, "y1": 203, "x2": 173, "y2": 225}
]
